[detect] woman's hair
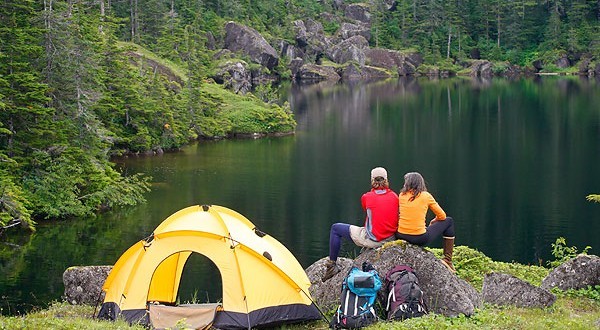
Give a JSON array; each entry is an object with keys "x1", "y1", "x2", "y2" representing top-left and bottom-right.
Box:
[
  {"x1": 401, "y1": 172, "x2": 427, "y2": 201},
  {"x1": 371, "y1": 176, "x2": 389, "y2": 189}
]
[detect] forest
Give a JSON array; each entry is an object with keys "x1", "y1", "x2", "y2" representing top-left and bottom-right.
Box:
[{"x1": 1, "y1": 0, "x2": 599, "y2": 231}]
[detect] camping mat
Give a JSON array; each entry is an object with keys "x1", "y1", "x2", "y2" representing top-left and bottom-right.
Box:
[{"x1": 149, "y1": 303, "x2": 222, "y2": 330}]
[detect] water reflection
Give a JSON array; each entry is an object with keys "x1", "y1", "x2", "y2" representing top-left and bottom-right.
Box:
[{"x1": 1, "y1": 77, "x2": 599, "y2": 315}]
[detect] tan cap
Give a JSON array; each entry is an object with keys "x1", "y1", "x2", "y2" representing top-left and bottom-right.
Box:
[{"x1": 371, "y1": 167, "x2": 387, "y2": 180}]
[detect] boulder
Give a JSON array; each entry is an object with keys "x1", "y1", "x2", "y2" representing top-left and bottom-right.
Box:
[
  {"x1": 277, "y1": 40, "x2": 305, "y2": 60},
  {"x1": 307, "y1": 242, "x2": 481, "y2": 317},
  {"x1": 541, "y1": 254, "x2": 600, "y2": 291},
  {"x1": 327, "y1": 35, "x2": 369, "y2": 65},
  {"x1": 365, "y1": 48, "x2": 404, "y2": 69},
  {"x1": 555, "y1": 55, "x2": 570, "y2": 69},
  {"x1": 336, "y1": 22, "x2": 371, "y2": 41},
  {"x1": 468, "y1": 60, "x2": 493, "y2": 77},
  {"x1": 293, "y1": 19, "x2": 331, "y2": 58},
  {"x1": 213, "y1": 60, "x2": 252, "y2": 94},
  {"x1": 365, "y1": 48, "x2": 422, "y2": 75},
  {"x1": 224, "y1": 21, "x2": 279, "y2": 70},
  {"x1": 532, "y1": 59, "x2": 544, "y2": 72},
  {"x1": 578, "y1": 57, "x2": 592, "y2": 74},
  {"x1": 289, "y1": 57, "x2": 304, "y2": 80},
  {"x1": 482, "y1": 273, "x2": 556, "y2": 308},
  {"x1": 63, "y1": 265, "x2": 112, "y2": 305},
  {"x1": 296, "y1": 64, "x2": 341, "y2": 82},
  {"x1": 339, "y1": 63, "x2": 390, "y2": 81},
  {"x1": 345, "y1": 3, "x2": 371, "y2": 25},
  {"x1": 332, "y1": 0, "x2": 344, "y2": 11}
]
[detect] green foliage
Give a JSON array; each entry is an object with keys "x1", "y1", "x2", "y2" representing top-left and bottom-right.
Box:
[
  {"x1": 548, "y1": 237, "x2": 591, "y2": 268},
  {"x1": 429, "y1": 246, "x2": 549, "y2": 290},
  {"x1": 587, "y1": 194, "x2": 600, "y2": 203},
  {"x1": 3, "y1": 0, "x2": 600, "y2": 231},
  {"x1": 22, "y1": 147, "x2": 150, "y2": 219},
  {"x1": 0, "y1": 167, "x2": 34, "y2": 230},
  {"x1": 200, "y1": 84, "x2": 296, "y2": 135},
  {"x1": 555, "y1": 285, "x2": 600, "y2": 302}
]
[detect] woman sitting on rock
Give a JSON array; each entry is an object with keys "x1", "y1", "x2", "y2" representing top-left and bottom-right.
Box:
[
  {"x1": 322, "y1": 167, "x2": 399, "y2": 282},
  {"x1": 395, "y1": 172, "x2": 456, "y2": 272}
]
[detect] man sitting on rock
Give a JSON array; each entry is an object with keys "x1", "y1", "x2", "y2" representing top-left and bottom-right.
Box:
[{"x1": 322, "y1": 167, "x2": 399, "y2": 282}]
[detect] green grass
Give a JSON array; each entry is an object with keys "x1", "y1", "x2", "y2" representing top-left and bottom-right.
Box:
[
  {"x1": 2, "y1": 296, "x2": 597, "y2": 330},
  {"x1": 0, "y1": 302, "x2": 145, "y2": 330},
  {"x1": 2, "y1": 246, "x2": 598, "y2": 329},
  {"x1": 201, "y1": 83, "x2": 296, "y2": 135},
  {"x1": 117, "y1": 41, "x2": 188, "y2": 82}
]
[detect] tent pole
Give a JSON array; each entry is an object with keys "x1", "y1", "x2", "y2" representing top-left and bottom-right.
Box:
[
  {"x1": 92, "y1": 290, "x2": 103, "y2": 319},
  {"x1": 300, "y1": 288, "x2": 329, "y2": 324}
]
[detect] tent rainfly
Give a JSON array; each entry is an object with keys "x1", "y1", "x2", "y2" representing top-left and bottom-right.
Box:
[{"x1": 97, "y1": 205, "x2": 322, "y2": 329}]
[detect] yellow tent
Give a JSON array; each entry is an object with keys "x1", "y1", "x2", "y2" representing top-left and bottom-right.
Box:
[{"x1": 97, "y1": 205, "x2": 321, "y2": 329}]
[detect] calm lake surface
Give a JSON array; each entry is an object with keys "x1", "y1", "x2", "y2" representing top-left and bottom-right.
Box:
[{"x1": 1, "y1": 77, "x2": 599, "y2": 314}]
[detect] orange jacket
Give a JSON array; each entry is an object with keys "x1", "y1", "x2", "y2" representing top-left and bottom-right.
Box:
[{"x1": 397, "y1": 191, "x2": 446, "y2": 235}]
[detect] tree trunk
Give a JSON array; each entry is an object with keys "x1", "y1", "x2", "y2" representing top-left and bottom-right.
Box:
[
  {"x1": 130, "y1": 0, "x2": 137, "y2": 42},
  {"x1": 99, "y1": 0, "x2": 105, "y2": 33},
  {"x1": 447, "y1": 26, "x2": 452, "y2": 59},
  {"x1": 458, "y1": 30, "x2": 461, "y2": 54},
  {"x1": 497, "y1": 8, "x2": 501, "y2": 47},
  {"x1": 44, "y1": 0, "x2": 53, "y2": 80},
  {"x1": 170, "y1": 0, "x2": 174, "y2": 35}
]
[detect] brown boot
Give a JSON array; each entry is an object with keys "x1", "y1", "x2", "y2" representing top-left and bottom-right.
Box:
[
  {"x1": 441, "y1": 236, "x2": 456, "y2": 273},
  {"x1": 322, "y1": 259, "x2": 340, "y2": 282}
]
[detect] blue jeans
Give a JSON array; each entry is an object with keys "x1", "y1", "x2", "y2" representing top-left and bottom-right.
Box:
[{"x1": 328, "y1": 223, "x2": 351, "y2": 261}]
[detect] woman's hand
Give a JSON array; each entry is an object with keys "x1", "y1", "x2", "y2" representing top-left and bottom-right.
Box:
[{"x1": 429, "y1": 218, "x2": 438, "y2": 226}]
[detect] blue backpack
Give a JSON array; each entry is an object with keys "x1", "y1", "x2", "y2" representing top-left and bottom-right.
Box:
[{"x1": 330, "y1": 262, "x2": 382, "y2": 329}]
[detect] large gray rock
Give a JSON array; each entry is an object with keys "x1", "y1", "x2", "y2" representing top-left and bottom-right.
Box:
[
  {"x1": 365, "y1": 48, "x2": 404, "y2": 69},
  {"x1": 277, "y1": 40, "x2": 304, "y2": 60},
  {"x1": 336, "y1": 22, "x2": 371, "y2": 41},
  {"x1": 364, "y1": 48, "x2": 423, "y2": 76},
  {"x1": 468, "y1": 60, "x2": 493, "y2": 77},
  {"x1": 289, "y1": 57, "x2": 304, "y2": 79},
  {"x1": 578, "y1": 57, "x2": 592, "y2": 74},
  {"x1": 482, "y1": 273, "x2": 556, "y2": 308},
  {"x1": 293, "y1": 19, "x2": 331, "y2": 59},
  {"x1": 297, "y1": 64, "x2": 341, "y2": 82},
  {"x1": 541, "y1": 254, "x2": 600, "y2": 291},
  {"x1": 339, "y1": 63, "x2": 390, "y2": 81},
  {"x1": 63, "y1": 265, "x2": 112, "y2": 305},
  {"x1": 213, "y1": 60, "x2": 251, "y2": 94},
  {"x1": 327, "y1": 35, "x2": 369, "y2": 65},
  {"x1": 555, "y1": 55, "x2": 570, "y2": 69},
  {"x1": 345, "y1": 3, "x2": 371, "y2": 25},
  {"x1": 307, "y1": 243, "x2": 481, "y2": 317},
  {"x1": 224, "y1": 21, "x2": 279, "y2": 70}
]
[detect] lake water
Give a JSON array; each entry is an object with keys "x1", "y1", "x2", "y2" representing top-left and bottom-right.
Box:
[{"x1": 1, "y1": 77, "x2": 599, "y2": 314}]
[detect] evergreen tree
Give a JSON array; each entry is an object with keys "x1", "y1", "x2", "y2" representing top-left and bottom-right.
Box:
[{"x1": 0, "y1": 0, "x2": 52, "y2": 229}]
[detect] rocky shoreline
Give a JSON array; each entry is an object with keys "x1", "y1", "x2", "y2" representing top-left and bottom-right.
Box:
[
  {"x1": 63, "y1": 243, "x2": 599, "y2": 318},
  {"x1": 209, "y1": 3, "x2": 600, "y2": 95}
]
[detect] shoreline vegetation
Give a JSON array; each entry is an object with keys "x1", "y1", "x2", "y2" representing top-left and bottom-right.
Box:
[
  {"x1": 1, "y1": 243, "x2": 598, "y2": 329},
  {"x1": 2, "y1": 0, "x2": 600, "y2": 232}
]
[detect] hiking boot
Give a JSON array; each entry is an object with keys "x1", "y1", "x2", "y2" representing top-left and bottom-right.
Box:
[
  {"x1": 442, "y1": 236, "x2": 456, "y2": 273},
  {"x1": 322, "y1": 259, "x2": 340, "y2": 282}
]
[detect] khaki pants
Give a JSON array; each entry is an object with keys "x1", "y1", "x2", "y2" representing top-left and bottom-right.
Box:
[{"x1": 349, "y1": 225, "x2": 394, "y2": 249}]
